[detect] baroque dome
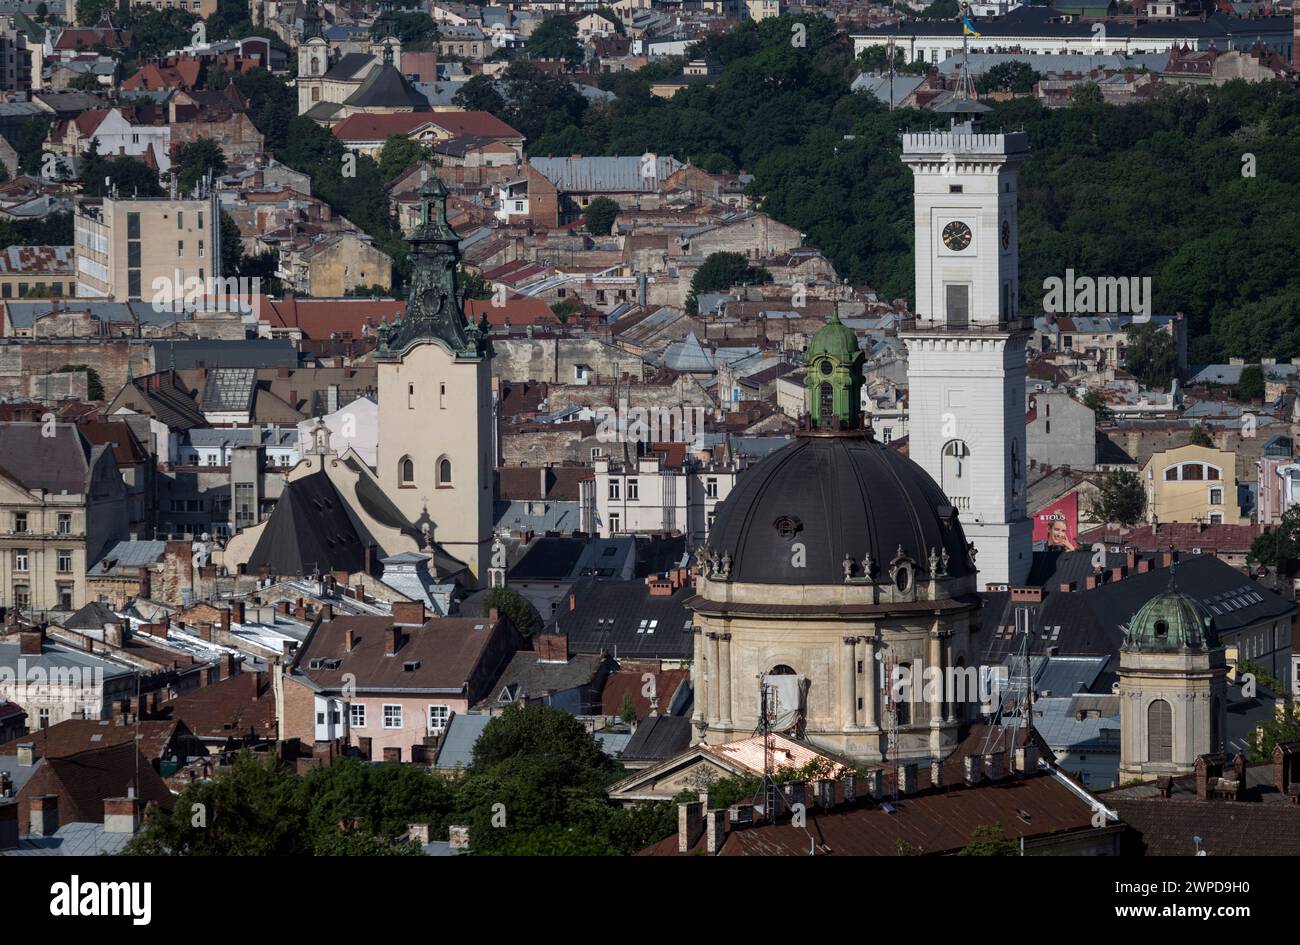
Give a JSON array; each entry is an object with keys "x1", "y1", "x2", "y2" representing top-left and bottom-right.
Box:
[
  {"x1": 702, "y1": 433, "x2": 973, "y2": 587},
  {"x1": 1124, "y1": 581, "x2": 1219, "y2": 652}
]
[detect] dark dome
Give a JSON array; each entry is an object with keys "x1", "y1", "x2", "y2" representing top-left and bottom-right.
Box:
[{"x1": 707, "y1": 434, "x2": 972, "y2": 586}]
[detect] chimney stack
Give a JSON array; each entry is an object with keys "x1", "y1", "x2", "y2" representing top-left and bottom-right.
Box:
[
  {"x1": 29, "y1": 795, "x2": 58, "y2": 838},
  {"x1": 930, "y1": 760, "x2": 945, "y2": 788},
  {"x1": 704, "y1": 808, "x2": 726, "y2": 854},
  {"x1": 219, "y1": 608, "x2": 231, "y2": 633},
  {"x1": 103, "y1": 797, "x2": 140, "y2": 834},
  {"x1": 984, "y1": 752, "x2": 1004, "y2": 781},
  {"x1": 392, "y1": 601, "x2": 425, "y2": 626},
  {"x1": 15, "y1": 743, "x2": 35, "y2": 767},
  {"x1": 964, "y1": 754, "x2": 984, "y2": 786},
  {"x1": 385, "y1": 627, "x2": 402, "y2": 656},
  {"x1": 677, "y1": 801, "x2": 703, "y2": 853},
  {"x1": 232, "y1": 600, "x2": 245, "y2": 624},
  {"x1": 897, "y1": 763, "x2": 917, "y2": 795},
  {"x1": 1015, "y1": 744, "x2": 1039, "y2": 774}
]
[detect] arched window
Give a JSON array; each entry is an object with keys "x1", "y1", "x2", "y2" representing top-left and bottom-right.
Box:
[
  {"x1": 819, "y1": 382, "x2": 833, "y2": 422},
  {"x1": 1147, "y1": 699, "x2": 1173, "y2": 763},
  {"x1": 941, "y1": 440, "x2": 971, "y2": 506},
  {"x1": 437, "y1": 456, "x2": 453, "y2": 487},
  {"x1": 399, "y1": 456, "x2": 415, "y2": 487}
]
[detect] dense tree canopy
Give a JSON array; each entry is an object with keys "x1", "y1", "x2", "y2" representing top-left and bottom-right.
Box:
[{"x1": 223, "y1": 14, "x2": 1300, "y2": 363}]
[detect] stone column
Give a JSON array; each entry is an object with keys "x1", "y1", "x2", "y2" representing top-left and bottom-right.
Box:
[
  {"x1": 929, "y1": 627, "x2": 943, "y2": 754},
  {"x1": 691, "y1": 628, "x2": 706, "y2": 728},
  {"x1": 862, "y1": 636, "x2": 878, "y2": 729},
  {"x1": 841, "y1": 635, "x2": 859, "y2": 731},
  {"x1": 717, "y1": 633, "x2": 733, "y2": 729},
  {"x1": 708, "y1": 632, "x2": 721, "y2": 725}
]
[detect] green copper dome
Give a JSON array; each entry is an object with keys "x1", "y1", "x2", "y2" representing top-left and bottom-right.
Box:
[
  {"x1": 804, "y1": 308, "x2": 865, "y2": 430},
  {"x1": 1124, "y1": 583, "x2": 1218, "y2": 652},
  {"x1": 806, "y1": 308, "x2": 859, "y2": 364}
]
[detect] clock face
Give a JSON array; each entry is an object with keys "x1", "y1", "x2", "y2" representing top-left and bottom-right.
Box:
[
  {"x1": 942, "y1": 220, "x2": 972, "y2": 251},
  {"x1": 1001, "y1": 220, "x2": 1011, "y2": 250}
]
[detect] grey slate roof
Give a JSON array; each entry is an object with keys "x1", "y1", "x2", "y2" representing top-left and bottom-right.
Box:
[
  {"x1": 549, "y1": 577, "x2": 695, "y2": 661},
  {"x1": 2, "y1": 821, "x2": 134, "y2": 856},
  {"x1": 246, "y1": 471, "x2": 368, "y2": 577},
  {"x1": 530, "y1": 155, "x2": 684, "y2": 194},
  {"x1": 620, "y1": 713, "x2": 693, "y2": 763},
  {"x1": 0, "y1": 423, "x2": 92, "y2": 494},
  {"x1": 89, "y1": 540, "x2": 167, "y2": 577},
  {"x1": 151, "y1": 339, "x2": 298, "y2": 370},
  {"x1": 344, "y1": 64, "x2": 429, "y2": 109},
  {"x1": 433, "y1": 711, "x2": 491, "y2": 769},
  {"x1": 490, "y1": 650, "x2": 608, "y2": 704}
]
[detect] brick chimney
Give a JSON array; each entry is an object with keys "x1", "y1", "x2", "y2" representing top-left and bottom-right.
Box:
[
  {"x1": 704, "y1": 808, "x2": 726, "y2": 854},
  {"x1": 677, "y1": 800, "x2": 703, "y2": 852},
  {"x1": 1110, "y1": 565, "x2": 1127, "y2": 582},
  {"x1": 103, "y1": 797, "x2": 139, "y2": 834},
  {"x1": 535, "y1": 632, "x2": 568, "y2": 663},
  {"x1": 346, "y1": 628, "x2": 357, "y2": 653},
  {"x1": 897, "y1": 762, "x2": 917, "y2": 795},
  {"x1": 392, "y1": 601, "x2": 425, "y2": 626},
  {"x1": 18, "y1": 628, "x2": 43, "y2": 655},
  {"x1": 29, "y1": 795, "x2": 58, "y2": 837},
  {"x1": 220, "y1": 653, "x2": 238, "y2": 680},
  {"x1": 385, "y1": 627, "x2": 403, "y2": 656},
  {"x1": 219, "y1": 608, "x2": 231, "y2": 633},
  {"x1": 1275, "y1": 741, "x2": 1300, "y2": 801},
  {"x1": 1014, "y1": 743, "x2": 1039, "y2": 774},
  {"x1": 104, "y1": 622, "x2": 125, "y2": 648},
  {"x1": 195, "y1": 622, "x2": 213, "y2": 642}
]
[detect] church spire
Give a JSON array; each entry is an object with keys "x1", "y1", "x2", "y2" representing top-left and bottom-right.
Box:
[{"x1": 376, "y1": 174, "x2": 485, "y2": 360}]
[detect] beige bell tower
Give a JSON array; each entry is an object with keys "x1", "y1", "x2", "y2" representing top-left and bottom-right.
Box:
[
  {"x1": 1118, "y1": 579, "x2": 1228, "y2": 781},
  {"x1": 375, "y1": 175, "x2": 493, "y2": 582}
]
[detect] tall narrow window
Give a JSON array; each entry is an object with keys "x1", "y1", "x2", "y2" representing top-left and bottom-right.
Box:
[
  {"x1": 437, "y1": 457, "x2": 452, "y2": 486},
  {"x1": 400, "y1": 457, "x2": 415, "y2": 486},
  {"x1": 1147, "y1": 699, "x2": 1173, "y2": 763}
]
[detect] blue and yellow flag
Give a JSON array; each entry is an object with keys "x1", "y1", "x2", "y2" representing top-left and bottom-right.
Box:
[{"x1": 961, "y1": 15, "x2": 981, "y2": 37}]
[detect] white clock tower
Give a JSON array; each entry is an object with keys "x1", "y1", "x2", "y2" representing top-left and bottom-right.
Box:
[{"x1": 901, "y1": 111, "x2": 1032, "y2": 588}]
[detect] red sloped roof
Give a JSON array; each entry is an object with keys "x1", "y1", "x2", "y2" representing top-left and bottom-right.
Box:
[
  {"x1": 425, "y1": 110, "x2": 523, "y2": 140},
  {"x1": 74, "y1": 108, "x2": 110, "y2": 136},
  {"x1": 258, "y1": 295, "x2": 406, "y2": 339},
  {"x1": 465, "y1": 296, "x2": 556, "y2": 327},
  {"x1": 331, "y1": 112, "x2": 441, "y2": 142}
]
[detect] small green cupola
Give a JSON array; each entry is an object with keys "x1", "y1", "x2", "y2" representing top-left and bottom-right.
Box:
[
  {"x1": 1123, "y1": 576, "x2": 1218, "y2": 653},
  {"x1": 805, "y1": 306, "x2": 865, "y2": 430}
]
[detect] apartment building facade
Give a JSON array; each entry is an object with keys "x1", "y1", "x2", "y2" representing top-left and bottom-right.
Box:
[
  {"x1": 75, "y1": 195, "x2": 221, "y2": 302},
  {"x1": 586, "y1": 451, "x2": 742, "y2": 546}
]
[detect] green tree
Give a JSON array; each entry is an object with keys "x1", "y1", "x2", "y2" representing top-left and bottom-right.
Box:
[
  {"x1": 173, "y1": 138, "x2": 227, "y2": 195},
  {"x1": 528, "y1": 16, "x2": 583, "y2": 65},
  {"x1": 550, "y1": 298, "x2": 581, "y2": 323},
  {"x1": 583, "y1": 196, "x2": 619, "y2": 236},
  {"x1": 67, "y1": 72, "x2": 102, "y2": 91},
  {"x1": 1124, "y1": 322, "x2": 1177, "y2": 390},
  {"x1": 76, "y1": 0, "x2": 112, "y2": 24},
  {"x1": 958, "y1": 823, "x2": 1019, "y2": 856},
  {"x1": 1188, "y1": 425, "x2": 1214, "y2": 448},
  {"x1": 857, "y1": 44, "x2": 925, "y2": 76},
  {"x1": 686, "y1": 251, "x2": 772, "y2": 315},
  {"x1": 1069, "y1": 82, "x2": 1104, "y2": 108},
  {"x1": 482, "y1": 585, "x2": 541, "y2": 637},
  {"x1": 1081, "y1": 388, "x2": 1111, "y2": 421},
  {"x1": 1233, "y1": 364, "x2": 1265, "y2": 402},
  {"x1": 1249, "y1": 504, "x2": 1300, "y2": 568},
  {"x1": 1248, "y1": 701, "x2": 1300, "y2": 763},
  {"x1": 392, "y1": 11, "x2": 439, "y2": 50},
  {"x1": 56, "y1": 364, "x2": 104, "y2": 400},
  {"x1": 220, "y1": 212, "x2": 243, "y2": 277},
  {"x1": 976, "y1": 61, "x2": 1040, "y2": 94},
  {"x1": 452, "y1": 74, "x2": 507, "y2": 114},
  {"x1": 617, "y1": 692, "x2": 637, "y2": 725},
  {"x1": 377, "y1": 134, "x2": 427, "y2": 183},
  {"x1": 1089, "y1": 469, "x2": 1146, "y2": 528}
]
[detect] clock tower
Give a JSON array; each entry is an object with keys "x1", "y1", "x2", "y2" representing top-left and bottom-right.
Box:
[{"x1": 901, "y1": 110, "x2": 1032, "y2": 588}]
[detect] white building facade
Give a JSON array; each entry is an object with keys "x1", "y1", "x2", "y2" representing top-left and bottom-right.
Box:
[{"x1": 900, "y1": 120, "x2": 1032, "y2": 589}]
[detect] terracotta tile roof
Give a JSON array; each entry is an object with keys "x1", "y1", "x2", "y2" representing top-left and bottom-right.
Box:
[
  {"x1": 600, "y1": 669, "x2": 689, "y2": 719},
  {"x1": 0, "y1": 717, "x2": 180, "y2": 764},
  {"x1": 294, "y1": 615, "x2": 516, "y2": 693},
  {"x1": 466, "y1": 296, "x2": 556, "y2": 327},
  {"x1": 423, "y1": 111, "x2": 523, "y2": 140},
  {"x1": 73, "y1": 108, "x2": 109, "y2": 136},
  {"x1": 331, "y1": 112, "x2": 440, "y2": 142},
  {"x1": 257, "y1": 295, "x2": 405, "y2": 339},
  {"x1": 1077, "y1": 523, "x2": 1263, "y2": 553},
  {"x1": 76, "y1": 419, "x2": 149, "y2": 466},
  {"x1": 15, "y1": 741, "x2": 173, "y2": 834},
  {"x1": 155, "y1": 671, "x2": 276, "y2": 741}
]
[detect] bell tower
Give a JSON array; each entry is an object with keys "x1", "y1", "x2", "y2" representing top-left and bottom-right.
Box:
[
  {"x1": 901, "y1": 106, "x2": 1032, "y2": 588},
  {"x1": 375, "y1": 175, "x2": 493, "y2": 582}
]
